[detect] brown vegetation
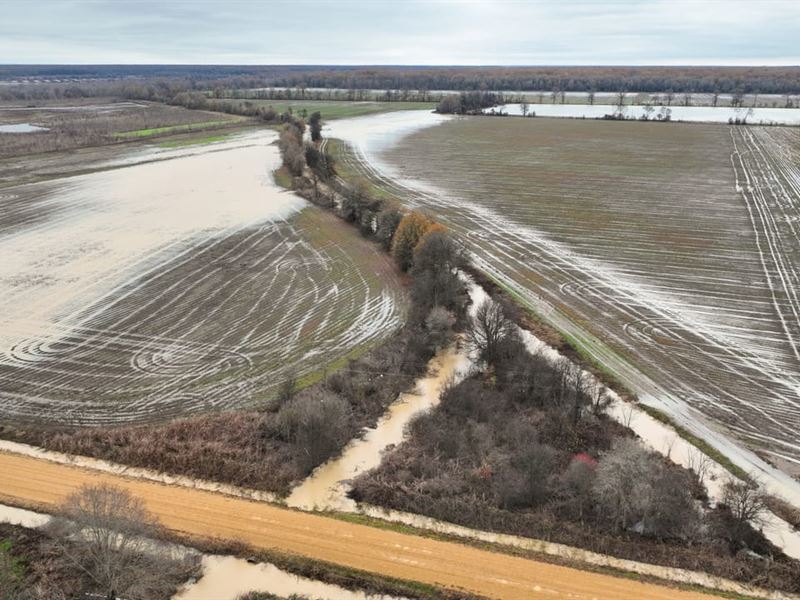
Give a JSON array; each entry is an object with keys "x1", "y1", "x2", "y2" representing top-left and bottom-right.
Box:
[
  {"x1": 0, "y1": 517, "x2": 197, "y2": 600},
  {"x1": 351, "y1": 301, "x2": 800, "y2": 593},
  {"x1": 0, "y1": 101, "x2": 242, "y2": 158},
  {"x1": 44, "y1": 325, "x2": 436, "y2": 495},
  {"x1": 2, "y1": 65, "x2": 798, "y2": 97}
]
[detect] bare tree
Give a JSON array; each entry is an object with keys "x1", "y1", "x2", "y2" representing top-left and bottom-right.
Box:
[
  {"x1": 275, "y1": 370, "x2": 297, "y2": 407},
  {"x1": 620, "y1": 403, "x2": 636, "y2": 428},
  {"x1": 520, "y1": 101, "x2": 529, "y2": 117},
  {"x1": 712, "y1": 91, "x2": 720, "y2": 107},
  {"x1": 587, "y1": 90, "x2": 595, "y2": 105},
  {"x1": 682, "y1": 92, "x2": 692, "y2": 107},
  {"x1": 687, "y1": 447, "x2": 712, "y2": 485},
  {"x1": 589, "y1": 383, "x2": 612, "y2": 416},
  {"x1": 662, "y1": 434, "x2": 676, "y2": 460},
  {"x1": 593, "y1": 438, "x2": 653, "y2": 532},
  {"x1": 466, "y1": 299, "x2": 516, "y2": 366},
  {"x1": 723, "y1": 479, "x2": 768, "y2": 528},
  {"x1": 54, "y1": 483, "x2": 160, "y2": 600}
]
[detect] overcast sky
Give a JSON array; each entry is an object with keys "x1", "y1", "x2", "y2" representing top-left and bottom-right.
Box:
[{"x1": 2, "y1": 0, "x2": 799, "y2": 65}]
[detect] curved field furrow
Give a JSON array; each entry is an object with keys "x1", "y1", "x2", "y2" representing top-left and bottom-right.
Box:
[
  {"x1": 0, "y1": 132, "x2": 406, "y2": 425},
  {"x1": 330, "y1": 114, "x2": 800, "y2": 476}
]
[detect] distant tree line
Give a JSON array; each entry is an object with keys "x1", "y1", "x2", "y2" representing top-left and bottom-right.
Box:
[{"x1": 2, "y1": 65, "x2": 799, "y2": 101}]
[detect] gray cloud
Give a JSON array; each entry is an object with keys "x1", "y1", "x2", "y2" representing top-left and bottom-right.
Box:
[{"x1": 1, "y1": 0, "x2": 798, "y2": 64}]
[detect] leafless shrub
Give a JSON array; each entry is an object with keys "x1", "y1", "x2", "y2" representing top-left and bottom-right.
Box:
[
  {"x1": 48, "y1": 483, "x2": 196, "y2": 600},
  {"x1": 722, "y1": 478, "x2": 768, "y2": 528},
  {"x1": 276, "y1": 389, "x2": 352, "y2": 471},
  {"x1": 593, "y1": 438, "x2": 699, "y2": 539},
  {"x1": 765, "y1": 495, "x2": 800, "y2": 530},
  {"x1": 687, "y1": 447, "x2": 713, "y2": 485}
]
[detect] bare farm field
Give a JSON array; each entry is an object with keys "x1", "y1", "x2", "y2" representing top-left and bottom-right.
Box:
[
  {"x1": 0, "y1": 98, "x2": 246, "y2": 159},
  {"x1": 331, "y1": 115, "x2": 800, "y2": 479},
  {"x1": 0, "y1": 131, "x2": 406, "y2": 426}
]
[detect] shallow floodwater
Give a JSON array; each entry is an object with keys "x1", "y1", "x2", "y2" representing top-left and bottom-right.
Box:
[
  {"x1": 0, "y1": 123, "x2": 49, "y2": 132},
  {"x1": 326, "y1": 110, "x2": 800, "y2": 513},
  {"x1": 324, "y1": 110, "x2": 450, "y2": 173},
  {"x1": 174, "y1": 555, "x2": 403, "y2": 600},
  {"x1": 488, "y1": 102, "x2": 800, "y2": 125},
  {"x1": 1, "y1": 130, "x2": 301, "y2": 356},
  {"x1": 0, "y1": 503, "x2": 50, "y2": 528},
  {"x1": 287, "y1": 342, "x2": 472, "y2": 511}
]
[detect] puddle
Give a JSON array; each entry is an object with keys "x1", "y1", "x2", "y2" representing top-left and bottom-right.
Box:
[
  {"x1": 0, "y1": 503, "x2": 50, "y2": 528},
  {"x1": 174, "y1": 555, "x2": 405, "y2": 600},
  {"x1": 0, "y1": 123, "x2": 49, "y2": 133}
]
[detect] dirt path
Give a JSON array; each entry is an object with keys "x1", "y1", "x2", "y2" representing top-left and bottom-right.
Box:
[{"x1": 0, "y1": 452, "x2": 722, "y2": 600}]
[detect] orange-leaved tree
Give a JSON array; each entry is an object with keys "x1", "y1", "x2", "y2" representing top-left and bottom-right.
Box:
[{"x1": 391, "y1": 211, "x2": 433, "y2": 271}]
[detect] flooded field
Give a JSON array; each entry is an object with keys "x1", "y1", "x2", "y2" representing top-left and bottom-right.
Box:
[
  {"x1": 0, "y1": 123, "x2": 49, "y2": 133},
  {"x1": 0, "y1": 100, "x2": 241, "y2": 157},
  {"x1": 327, "y1": 112, "x2": 800, "y2": 486},
  {"x1": 0, "y1": 131, "x2": 406, "y2": 425},
  {"x1": 489, "y1": 103, "x2": 800, "y2": 125}
]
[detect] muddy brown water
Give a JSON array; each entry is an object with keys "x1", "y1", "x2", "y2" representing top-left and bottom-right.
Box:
[{"x1": 286, "y1": 342, "x2": 472, "y2": 511}]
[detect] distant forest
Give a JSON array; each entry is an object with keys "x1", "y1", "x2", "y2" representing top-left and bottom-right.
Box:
[{"x1": 2, "y1": 64, "x2": 799, "y2": 94}]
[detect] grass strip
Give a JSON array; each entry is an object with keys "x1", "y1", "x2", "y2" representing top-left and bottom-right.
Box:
[
  {"x1": 158, "y1": 133, "x2": 232, "y2": 148},
  {"x1": 636, "y1": 404, "x2": 752, "y2": 483},
  {"x1": 114, "y1": 119, "x2": 235, "y2": 138}
]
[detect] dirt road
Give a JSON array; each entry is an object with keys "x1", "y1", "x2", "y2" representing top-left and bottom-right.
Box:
[{"x1": 0, "y1": 451, "x2": 719, "y2": 600}]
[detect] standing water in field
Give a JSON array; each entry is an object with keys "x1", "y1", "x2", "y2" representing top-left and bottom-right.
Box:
[
  {"x1": 324, "y1": 111, "x2": 800, "y2": 511},
  {"x1": 0, "y1": 130, "x2": 407, "y2": 425},
  {"x1": 487, "y1": 103, "x2": 800, "y2": 125}
]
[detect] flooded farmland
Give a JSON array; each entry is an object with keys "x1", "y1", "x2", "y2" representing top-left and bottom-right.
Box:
[
  {"x1": 488, "y1": 102, "x2": 800, "y2": 125},
  {"x1": 326, "y1": 112, "x2": 800, "y2": 493},
  {"x1": 0, "y1": 131, "x2": 406, "y2": 425}
]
